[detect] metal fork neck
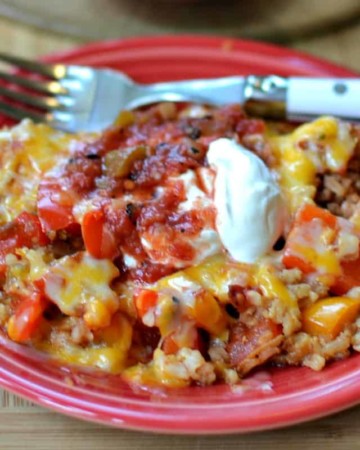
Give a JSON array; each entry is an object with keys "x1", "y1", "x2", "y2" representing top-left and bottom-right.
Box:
[{"x1": 243, "y1": 75, "x2": 287, "y2": 120}]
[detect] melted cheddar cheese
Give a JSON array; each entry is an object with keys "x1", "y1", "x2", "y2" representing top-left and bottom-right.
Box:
[
  {"x1": 38, "y1": 313, "x2": 133, "y2": 373},
  {"x1": 0, "y1": 120, "x2": 76, "y2": 223},
  {"x1": 253, "y1": 264, "x2": 297, "y2": 308},
  {"x1": 43, "y1": 252, "x2": 120, "y2": 329},
  {"x1": 0, "y1": 106, "x2": 359, "y2": 389},
  {"x1": 270, "y1": 117, "x2": 356, "y2": 212}
]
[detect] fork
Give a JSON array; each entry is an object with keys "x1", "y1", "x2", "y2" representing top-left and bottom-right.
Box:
[{"x1": 0, "y1": 52, "x2": 359, "y2": 133}]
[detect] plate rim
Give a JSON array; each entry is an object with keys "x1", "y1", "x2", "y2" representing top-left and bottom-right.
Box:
[
  {"x1": 40, "y1": 34, "x2": 360, "y2": 77},
  {"x1": 0, "y1": 34, "x2": 359, "y2": 434}
]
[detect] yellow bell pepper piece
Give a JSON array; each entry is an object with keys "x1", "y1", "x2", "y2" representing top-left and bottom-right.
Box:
[
  {"x1": 114, "y1": 110, "x2": 135, "y2": 128},
  {"x1": 188, "y1": 290, "x2": 227, "y2": 335},
  {"x1": 104, "y1": 145, "x2": 147, "y2": 178},
  {"x1": 303, "y1": 297, "x2": 360, "y2": 338}
]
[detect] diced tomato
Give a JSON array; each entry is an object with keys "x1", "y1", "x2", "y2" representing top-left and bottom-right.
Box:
[
  {"x1": 81, "y1": 209, "x2": 118, "y2": 260},
  {"x1": 134, "y1": 289, "x2": 158, "y2": 319},
  {"x1": 128, "y1": 259, "x2": 174, "y2": 284},
  {"x1": 235, "y1": 118, "x2": 265, "y2": 138},
  {"x1": 37, "y1": 178, "x2": 77, "y2": 232},
  {"x1": 7, "y1": 291, "x2": 47, "y2": 343},
  {"x1": 37, "y1": 154, "x2": 101, "y2": 234},
  {"x1": 0, "y1": 212, "x2": 48, "y2": 247},
  {"x1": 331, "y1": 257, "x2": 360, "y2": 295},
  {"x1": 0, "y1": 212, "x2": 49, "y2": 274}
]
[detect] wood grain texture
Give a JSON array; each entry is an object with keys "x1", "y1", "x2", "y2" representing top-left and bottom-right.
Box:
[
  {"x1": 0, "y1": 0, "x2": 359, "y2": 43},
  {"x1": 0, "y1": 13, "x2": 358, "y2": 71},
  {"x1": 0, "y1": 13, "x2": 359, "y2": 450},
  {"x1": 1, "y1": 403, "x2": 360, "y2": 450},
  {"x1": 294, "y1": 25, "x2": 360, "y2": 73}
]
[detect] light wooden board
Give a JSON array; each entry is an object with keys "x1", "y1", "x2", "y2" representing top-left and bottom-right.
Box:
[
  {"x1": 0, "y1": 13, "x2": 360, "y2": 450},
  {"x1": 1, "y1": 389, "x2": 360, "y2": 450}
]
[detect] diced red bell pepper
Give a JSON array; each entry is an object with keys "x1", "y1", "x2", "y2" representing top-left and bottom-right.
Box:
[{"x1": 81, "y1": 209, "x2": 118, "y2": 260}]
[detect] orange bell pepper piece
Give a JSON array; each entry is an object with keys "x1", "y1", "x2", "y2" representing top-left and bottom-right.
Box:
[
  {"x1": 296, "y1": 203, "x2": 337, "y2": 228},
  {"x1": 162, "y1": 325, "x2": 203, "y2": 355},
  {"x1": 282, "y1": 204, "x2": 338, "y2": 274},
  {"x1": 187, "y1": 290, "x2": 226, "y2": 335},
  {"x1": 302, "y1": 297, "x2": 360, "y2": 338},
  {"x1": 134, "y1": 289, "x2": 158, "y2": 319},
  {"x1": 7, "y1": 291, "x2": 47, "y2": 343},
  {"x1": 282, "y1": 252, "x2": 314, "y2": 274},
  {"x1": 162, "y1": 333, "x2": 180, "y2": 355}
]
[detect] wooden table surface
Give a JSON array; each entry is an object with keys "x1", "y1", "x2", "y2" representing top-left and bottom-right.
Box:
[{"x1": 0, "y1": 12, "x2": 360, "y2": 450}]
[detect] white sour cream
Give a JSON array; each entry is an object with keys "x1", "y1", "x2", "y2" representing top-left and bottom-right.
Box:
[{"x1": 207, "y1": 138, "x2": 286, "y2": 263}]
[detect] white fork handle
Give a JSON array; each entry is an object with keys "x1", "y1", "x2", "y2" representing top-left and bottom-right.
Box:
[
  {"x1": 243, "y1": 76, "x2": 360, "y2": 122},
  {"x1": 287, "y1": 78, "x2": 360, "y2": 121}
]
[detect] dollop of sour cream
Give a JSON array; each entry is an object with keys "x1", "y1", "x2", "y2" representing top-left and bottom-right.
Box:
[{"x1": 207, "y1": 138, "x2": 286, "y2": 263}]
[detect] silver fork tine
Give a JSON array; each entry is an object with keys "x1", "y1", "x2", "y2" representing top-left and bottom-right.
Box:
[
  {"x1": 0, "y1": 52, "x2": 64, "y2": 79},
  {"x1": 0, "y1": 70, "x2": 68, "y2": 95},
  {"x1": 0, "y1": 84, "x2": 69, "y2": 111},
  {"x1": 0, "y1": 99, "x2": 47, "y2": 123}
]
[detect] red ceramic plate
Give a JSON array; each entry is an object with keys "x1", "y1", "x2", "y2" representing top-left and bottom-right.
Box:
[{"x1": 0, "y1": 36, "x2": 360, "y2": 434}]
